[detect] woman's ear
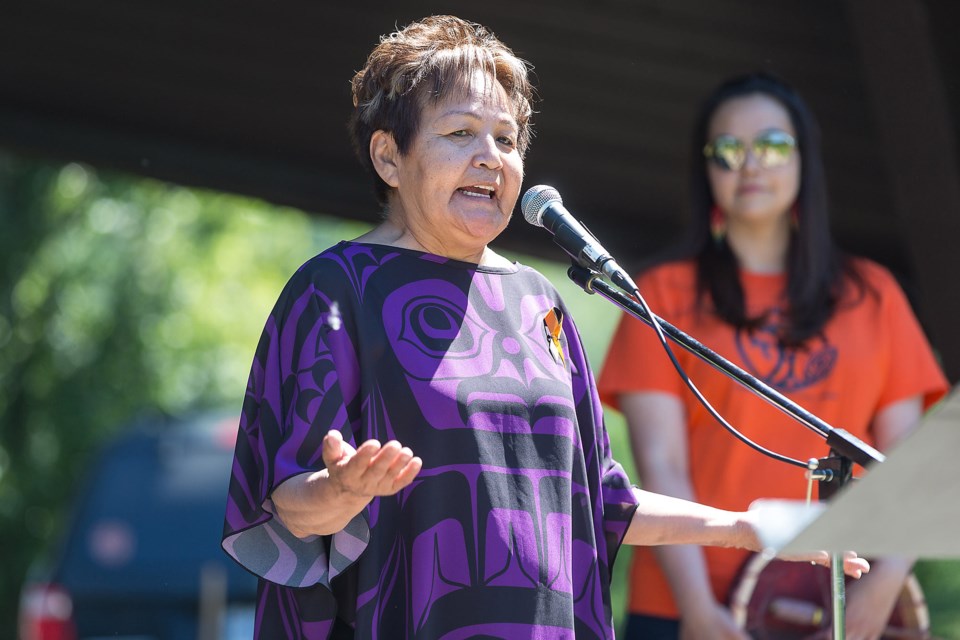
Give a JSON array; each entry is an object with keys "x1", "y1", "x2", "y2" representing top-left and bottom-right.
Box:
[{"x1": 370, "y1": 130, "x2": 400, "y2": 188}]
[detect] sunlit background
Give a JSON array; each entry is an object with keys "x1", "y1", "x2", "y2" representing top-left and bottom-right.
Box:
[{"x1": 2, "y1": 152, "x2": 958, "y2": 638}]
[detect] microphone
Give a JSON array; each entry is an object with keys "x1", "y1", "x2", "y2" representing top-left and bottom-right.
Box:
[{"x1": 521, "y1": 185, "x2": 637, "y2": 292}]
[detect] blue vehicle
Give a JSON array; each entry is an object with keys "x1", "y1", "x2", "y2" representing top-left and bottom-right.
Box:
[{"x1": 18, "y1": 411, "x2": 257, "y2": 640}]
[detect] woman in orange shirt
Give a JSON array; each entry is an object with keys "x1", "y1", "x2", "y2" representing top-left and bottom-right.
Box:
[{"x1": 598, "y1": 73, "x2": 948, "y2": 640}]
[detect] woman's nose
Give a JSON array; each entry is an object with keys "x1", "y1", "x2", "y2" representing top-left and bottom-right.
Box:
[
  {"x1": 474, "y1": 135, "x2": 503, "y2": 170},
  {"x1": 740, "y1": 146, "x2": 764, "y2": 173}
]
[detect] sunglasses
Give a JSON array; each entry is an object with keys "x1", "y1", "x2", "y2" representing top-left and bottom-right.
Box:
[{"x1": 703, "y1": 130, "x2": 797, "y2": 171}]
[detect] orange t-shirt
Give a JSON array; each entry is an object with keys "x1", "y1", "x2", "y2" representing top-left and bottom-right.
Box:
[{"x1": 597, "y1": 258, "x2": 949, "y2": 619}]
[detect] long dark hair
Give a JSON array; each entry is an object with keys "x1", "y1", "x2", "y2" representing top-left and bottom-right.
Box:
[{"x1": 682, "y1": 72, "x2": 860, "y2": 347}]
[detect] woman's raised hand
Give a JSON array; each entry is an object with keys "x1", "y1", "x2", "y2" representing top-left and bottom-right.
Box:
[{"x1": 322, "y1": 430, "x2": 423, "y2": 498}]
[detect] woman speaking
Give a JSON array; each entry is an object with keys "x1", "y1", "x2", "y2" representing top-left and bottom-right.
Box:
[{"x1": 221, "y1": 18, "x2": 867, "y2": 639}]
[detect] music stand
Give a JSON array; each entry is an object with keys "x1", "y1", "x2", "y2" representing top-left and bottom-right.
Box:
[{"x1": 779, "y1": 387, "x2": 960, "y2": 558}]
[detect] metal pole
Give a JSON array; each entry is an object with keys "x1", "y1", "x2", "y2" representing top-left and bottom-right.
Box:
[{"x1": 831, "y1": 552, "x2": 846, "y2": 640}]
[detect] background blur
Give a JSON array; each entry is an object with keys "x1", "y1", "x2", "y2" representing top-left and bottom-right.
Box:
[
  {"x1": 3, "y1": 0, "x2": 960, "y2": 637},
  {"x1": 3, "y1": 0, "x2": 960, "y2": 380},
  {"x1": 2, "y1": 155, "x2": 959, "y2": 638}
]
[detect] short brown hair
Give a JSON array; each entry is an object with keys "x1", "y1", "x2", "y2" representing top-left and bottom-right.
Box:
[{"x1": 349, "y1": 15, "x2": 535, "y2": 205}]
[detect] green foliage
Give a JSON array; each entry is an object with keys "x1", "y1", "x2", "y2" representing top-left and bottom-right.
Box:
[
  {"x1": 1, "y1": 152, "x2": 957, "y2": 639},
  {"x1": 916, "y1": 559, "x2": 960, "y2": 637},
  {"x1": 0, "y1": 153, "x2": 369, "y2": 634}
]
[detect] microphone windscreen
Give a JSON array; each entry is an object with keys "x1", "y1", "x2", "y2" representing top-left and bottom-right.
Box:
[{"x1": 521, "y1": 185, "x2": 561, "y2": 227}]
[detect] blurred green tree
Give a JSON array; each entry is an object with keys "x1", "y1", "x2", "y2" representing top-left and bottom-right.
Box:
[
  {"x1": 0, "y1": 153, "x2": 370, "y2": 634},
  {"x1": 2, "y1": 151, "x2": 957, "y2": 639}
]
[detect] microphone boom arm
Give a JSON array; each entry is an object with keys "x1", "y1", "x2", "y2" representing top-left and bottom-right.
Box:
[
  {"x1": 566, "y1": 263, "x2": 884, "y2": 468},
  {"x1": 568, "y1": 261, "x2": 882, "y2": 640}
]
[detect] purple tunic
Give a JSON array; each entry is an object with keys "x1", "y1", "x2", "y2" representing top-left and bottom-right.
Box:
[{"x1": 222, "y1": 241, "x2": 638, "y2": 639}]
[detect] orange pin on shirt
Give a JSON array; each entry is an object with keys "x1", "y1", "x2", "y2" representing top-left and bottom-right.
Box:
[{"x1": 544, "y1": 307, "x2": 566, "y2": 365}]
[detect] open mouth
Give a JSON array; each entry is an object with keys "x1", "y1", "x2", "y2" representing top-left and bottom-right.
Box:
[{"x1": 457, "y1": 185, "x2": 495, "y2": 199}]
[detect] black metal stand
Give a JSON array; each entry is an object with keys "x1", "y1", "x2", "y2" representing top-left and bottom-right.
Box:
[
  {"x1": 810, "y1": 450, "x2": 856, "y2": 639},
  {"x1": 566, "y1": 264, "x2": 881, "y2": 639}
]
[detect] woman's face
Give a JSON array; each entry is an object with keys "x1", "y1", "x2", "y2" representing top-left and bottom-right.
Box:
[
  {"x1": 383, "y1": 71, "x2": 523, "y2": 260},
  {"x1": 706, "y1": 93, "x2": 801, "y2": 230}
]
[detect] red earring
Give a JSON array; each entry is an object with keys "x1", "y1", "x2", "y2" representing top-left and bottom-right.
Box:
[{"x1": 710, "y1": 206, "x2": 726, "y2": 244}]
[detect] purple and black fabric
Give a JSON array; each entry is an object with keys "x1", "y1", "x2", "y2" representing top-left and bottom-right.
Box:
[{"x1": 222, "y1": 242, "x2": 639, "y2": 639}]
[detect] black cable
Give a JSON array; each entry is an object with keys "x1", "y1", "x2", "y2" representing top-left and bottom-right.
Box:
[{"x1": 625, "y1": 285, "x2": 807, "y2": 469}]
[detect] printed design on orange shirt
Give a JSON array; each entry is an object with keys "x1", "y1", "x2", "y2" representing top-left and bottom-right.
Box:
[
  {"x1": 735, "y1": 311, "x2": 836, "y2": 392},
  {"x1": 543, "y1": 307, "x2": 566, "y2": 366}
]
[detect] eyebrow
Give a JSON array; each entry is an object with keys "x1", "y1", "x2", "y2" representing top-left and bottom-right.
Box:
[{"x1": 439, "y1": 109, "x2": 518, "y2": 128}]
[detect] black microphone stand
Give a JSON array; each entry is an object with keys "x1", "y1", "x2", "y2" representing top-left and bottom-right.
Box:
[{"x1": 566, "y1": 263, "x2": 883, "y2": 640}]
